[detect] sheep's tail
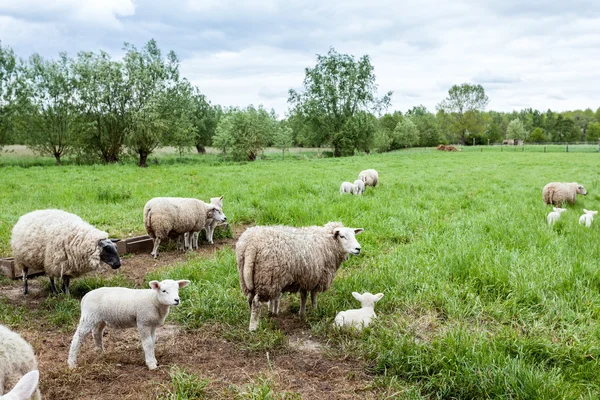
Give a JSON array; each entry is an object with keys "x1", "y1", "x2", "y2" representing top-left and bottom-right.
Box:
[
  {"x1": 144, "y1": 206, "x2": 154, "y2": 237},
  {"x1": 242, "y1": 246, "x2": 257, "y2": 292}
]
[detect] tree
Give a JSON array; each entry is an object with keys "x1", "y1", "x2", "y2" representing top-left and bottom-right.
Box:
[
  {"x1": 506, "y1": 118, "x2": 527, "y2": 141},
  {"x1": 586, "y1": 122, "x2": 600, "y2": 142},
  {"x1": 190, "y1": 91, "x2": 221, "y2": 154},
  {"x1": 436, "y1": 83, "x2": 489, "y2": 145},
  {"x1": 339, "y1": 111, "x2": 377, "y2": 155},
  {"x1": 394, "y1": 118, "x2": 419, "y2": 148},
  {"x1": 0, "y1": 43, "x2": 18, "y2": 149},
  {"x1": 288, "y1": 48, "x2": 391, "y2": 157},
  {"x1": 529, "y1": 127, "x2": 546, "y2": 143},
  {"x1": 552, "y1": 115, "x2": 580, "y2": 142},
  {"x1": 273, "y1": 124, "x2": 293, "y2": 159},
  {"x1": 407, "y1": 106, "x2": 443, "y2": 147},
  {"x1": 161, "y1": 81, "x2": 196, "y2": 161}
]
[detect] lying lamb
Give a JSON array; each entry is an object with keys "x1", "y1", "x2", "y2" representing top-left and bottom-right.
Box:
[
  {"x1": 340, "y1": 182, "x2": 359, "y2": 195},
  {"x1": 579, "y1": 209, "x2": 598, "y2": 227},
  {"x1": 236, "y1": 222, "x2": 363, "y2": 331},
  {"x1": 0, "y1": 324, "x2": 41, "y2": 399},
  {"x1": 0, "y1": 371, "x2": 39, "y2": 400},
  {"x1": 334, "y1": 292, "x2": 383, "y2": 331},
  {"x1": 547, "y1": 207, "x2": 567, "y2": 225},
  {"x1": 68, "y1": 279, "x2": 190, "y2": 370}
]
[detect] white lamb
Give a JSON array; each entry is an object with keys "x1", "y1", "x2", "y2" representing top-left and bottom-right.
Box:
[
  {"x1": 68, "y1": 279, "x2": 190, "y2": 370},
  {"x1": 0, "y1": 371, "x2": 39, "y2": 400},
  {"x1": 340, "y1": 182, "x2": 359, "y2": 195},
  {"x1": 191, "y1": 195, "x2": 226, "y2": 249},
  {"x1": 579, "y1": 209, "x2": 598, "y2": 228},
  {"x1": 334, "y1": 292, "x2": 383, "y2": 331},
  {"x1": 0, "y1": 324, "x2": 41, "y2": 399},
  {"x1": 353, "y1": 179, "x2": 365, "y2": 195},
  {"x1": 547, "y1": 207, "x2": 567, "y2": 225}
]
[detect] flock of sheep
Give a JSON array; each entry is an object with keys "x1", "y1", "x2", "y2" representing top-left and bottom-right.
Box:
[
  {"x1": 542, "y1": 182, "x2": 597, "y2": 226},
  {"x1": 340, "y1": 169, "x2": 378, "y2": 195},
  {"x1": 0, "y1": 168, "x2": 384, "y2": 397}
]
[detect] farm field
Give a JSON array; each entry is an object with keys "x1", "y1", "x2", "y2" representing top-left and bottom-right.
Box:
[{"x1": 1, "y1": 150, "x2": 600, "y2": 398}]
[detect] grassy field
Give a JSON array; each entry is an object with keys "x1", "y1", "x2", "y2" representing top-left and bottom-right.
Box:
[{"x1": 1, "y1": 149, "x2": 600, "y2": 398}]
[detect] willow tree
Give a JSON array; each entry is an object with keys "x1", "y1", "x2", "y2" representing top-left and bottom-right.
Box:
[{"x1": 436, "y1": 83, "x2": 489, "y2": 145}]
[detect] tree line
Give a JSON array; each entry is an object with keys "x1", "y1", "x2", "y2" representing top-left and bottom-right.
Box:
[{"x1": 1, "y1": 41, "x2": 599, "y2": 166}]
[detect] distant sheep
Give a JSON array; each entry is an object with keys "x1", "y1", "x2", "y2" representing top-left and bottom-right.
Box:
[
  {"x1": 547, "y1": 207, "x2": 566, "y2": 225},
  {"x1": 353, "y1": 180, "x2": 365, "y2": 195},
  {"x1": 0, "y1": 324, "x2": 41, "y2": 399},
  {"x1": 340, "y1": 182, "x2": 359, "y2": 195},
  {"x1": 11, "y1": 209, "x2": 121, "y2": 296},
  {"x1": 236, "y1": 222, "x2": 363, "y2": 331},
  {"x1": 359, "y1": 169, "x2": 379, "y2": 187},
  {"x1": 334, "y1": 292, "x2": 383, "y2": 331},
  {"x1": 542, "y1": 182, "x2": 587, "y2": 206},
  {"x1": 143, "y1": 197, "x2": 226, "y2": 258},
  {"x1": 68, "y1": 279, "x2": 190, "y2": 370},
  {"x1": 579, "y1": 209, "x2": 598, "y2": 227}
]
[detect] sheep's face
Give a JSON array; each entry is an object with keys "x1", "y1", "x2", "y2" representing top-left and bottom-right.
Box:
[
  {"x1": 210, "y1": 195, "x2": 224, "y2": 209},
  {"x1": 150, "y1": 279, "x2": 190, "y2": 306},
  {"x1": 352, "y1": 292, "x2": 384, "y2": 308},
  {"x1": 334, "y1": 227, "x2": 364, "y2": 255},
  {"x1": 99, "y1": 240, "x2": 121, "y2": 269},
  {"x1": 208, "y1": 206, "x2": 227, "y2": 223},
  {"x1": 553, "y1": 207, "x2": 567, "y2": 214},
  {"x1": 584, "y1": 209, "x2": 598, "y2": 216},
  {"x1": 576, "y1": 184, "x2": 587, "y2": 195}
]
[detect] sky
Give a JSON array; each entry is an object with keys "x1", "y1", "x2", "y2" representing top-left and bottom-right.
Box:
[{"x1": 1, "y1": 0, "x2": 599, "y2": 117}]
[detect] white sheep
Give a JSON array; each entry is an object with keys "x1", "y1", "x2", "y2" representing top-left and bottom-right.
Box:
[
  {"x1": 353, "y1": 179, "x2": 365, "y2": 195},
  {"x1": 0, "y1": 371, "x2": 39, "y2": 400},
  {"x1": 542, "y1": 182, "x2": 587, "y2": 206},
  {"x1": 68, "y1": 279, "x2": 190, "y2": 370},
  {"x1": 191, "y1": 195, "x2": 226, "y2": 249},
  {"x1": 340, "y1": 182, "x2": 359, "y2": 195},
  {"x1": 358, "y1": 169, "x2": 379, "y2": 187},
  {"x1": 236, "y1": 222, "x2": 363, "y2": 331},
  {"x1": 579, "y1": 209, "x2": 598, "y2": 227},
  {"x1": 547, "y1": 207, "x2": 567, "y2": 225},
  {"x1": 334, "y1": 292, "x2": 383, "y2": 331},
  {"x1": 0, "y1": 325, "x2": 41, "y2": 400},
  {"x1": 143, "y1": 197, "x2": 226, "y2": 258},
  {"x1": 11, "y1": 209, "x2": 121, "y2": 295}
]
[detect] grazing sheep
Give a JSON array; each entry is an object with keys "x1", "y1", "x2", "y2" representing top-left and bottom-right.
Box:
[
  {"x1": 353, "y1": 179, "x2": 365, "y2": 195},
  {"x1": 68, "y1": 279, "x2": 190, "y2": 370},
  {"x1": 358, "y1": 169, "x2": 379, "y2": 187},
  {"x1": 547, "y1": 207, "x2": 567, "y2": 225},
  {"x1": 191, "y1": 195, "x2": 226, "y2": 249},
  {"x1": 143, "y1": 197, "x2": 226, "y2": 258},
  {"x1": 542, "y1": 182, "x2": 587, "y2": 206},
  {"x1": 0, "y1": 325, "x2": 41, "y2": 400},
  {"x1": 334, "y1": 292, "x2": 384, "y2": 331},
  {"x1": 1, "y1": 370, "x2": 39, "y2": 400},
  {"x1": 340, "y1": 182, "x2": 359, "y2": 195},
  {"x1": 236, "y1": 222, "x2": 363, "y2": 331},
  {"x1": 11, "y1": 209, "x2": 121, "y2": 296},
  {"x1": 579, "y1": 209, "x2": 598, "y2": 227}
]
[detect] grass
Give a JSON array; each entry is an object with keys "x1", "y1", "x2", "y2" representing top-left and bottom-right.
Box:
[{"x1": 2, "y1": 149, "x2": 600, "y2": 398}]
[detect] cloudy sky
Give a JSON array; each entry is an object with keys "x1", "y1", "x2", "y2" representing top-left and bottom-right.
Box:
[{"x1": 1, "y1": 0, "x2": 599, "y2": 116}]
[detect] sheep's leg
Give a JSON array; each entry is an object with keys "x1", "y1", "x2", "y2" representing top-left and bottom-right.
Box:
[
  {"x1": 92, "y1": 321, "x2": 106, "y2": 352},
  {"x1": 62, "y1": 275, "x2": 71, "y2": 296},
  {"x1": 68, "y1": 321, "x2": 93, "y2": 369},
  {"x1": 184, "y1": 232, "x2": 193, "y2": 251},
  {"x1": 310, "y1": 291, "x2": 317, "y2": 310},
  {"x1": 138, "y1": 325, "x2": 158, "y2": 370},
  {"x1": 249, "y1": 295, "x2": 262, "y2": 332},
  {"x1": 268, "y1": 293, "x2": 281, "y2": 315},
  {"x1": 299, "y1": 290, "x2": 308, "y2": 317},
  {"x1": 151, "y1": 238, "x2": 161, "y2": 259},
  {"x1": 193, "y1": 232, "x2": 199, "y2": 249},
  {"x1": 48, "y1": 276, "x2": 58, "y2": 295},
  {"x1": 22, "y1": 267, "x2": 29, "y2": 295},
  {"x1": 207, "y1": 223, "x2": 215, "y2": 244},
  {"x1": 151, "y1": 326, "x2": 157, "y2": 345}
]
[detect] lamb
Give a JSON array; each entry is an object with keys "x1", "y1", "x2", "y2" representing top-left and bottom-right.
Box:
[
  {"x1": 547, "y1": 207, "x2": 567, "y2": 225},
  {"x1": 0, "y1": 371, "x2": 39, "y2": 400},
  {"x1": 542, "y1": 182, "x2": 587, "y2": 206},
  {"x1": 236, "y1": 222, "x2": 363, "y2": 331},
  {"x1": 353, "y1": 179, "x2": 365, "y2": 195},
  {"x1": 191, "y1": 195, "x2": 226, "y2": 249},
  {"x1": 0, "y1": 325, "x2": 41, "y2": 399},
  {"x1": 334, "y1": 292, "x2": 384, "y2": 331},
  {"x1": 579, "y1": 209, "x2": 598, "y2": 227},
  {"x1": 68, "y1": 279, "x2": 190, "y2": 370},
  {"x1": 11, "y1": 209, "x2": 121, "y2": 296},
  {"x1": 340, "y1": 182, "x2": 359, "y2": 195},
  {"x1": 143, "y1": 197, "x2": 226, "y2": 258},
  {"x1": 358, "y1": 169, "x2": 379, "y2": 187}
]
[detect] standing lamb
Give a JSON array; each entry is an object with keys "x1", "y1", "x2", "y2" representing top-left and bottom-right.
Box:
[
  {"x1": 358, "y1": 169, "x2": 379, "y2": 187},
  {"x1": 334, "y1": 292, "x2": 384, "y2": 331},
  {"x1": 191, "y1": 195, "x2": 226, "y2": 249},
  {"x1": 542, "y1": 182, "x2": 587, "y2": 206},
  {"x1": 68, "y1": 279, "x2": 190, "y2": 370},
  {"x1": 579, "y1": 209, "x2": 598, "y2": 227},
  {"x1": 340, "y1": 182, "x2": 359, "y2": 195},
  {"x1": 0, "y1": 325, "x2": 41, "y2": 400},
  {"x1": 143, "y1": 197, "x2": 226, "y2": 258},
  {"x1": 353, "y1": 179, "x2": 365, "y2": 195},
  {"x1": 547, "y1": 207, "x2": 567, "y2": 225},
  {"x1": 236, "y1": 222, "x2": 363, "y2": 331},
  {"x1": 11, "y1": 209, "x2": 121, "y2": 296}
]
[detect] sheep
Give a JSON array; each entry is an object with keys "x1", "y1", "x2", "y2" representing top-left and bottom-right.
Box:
[
  {"x1": 68, "y1": 279, "x2": 190, "y2": 370},
  {"x1": 1, "y1": 371, "x2": 39, "y2": 400},
  {"x1": 11, "y1": 209, "x2": 121, "y2": 296},
  {"x1": 547, "y1": 207, "x2": 567, "y2": 225},
  {"x1": 191, "y1": 195, "x2": 226, "y2": 249},
  {"x1": 353, "y1": 179, "x2": 365, "y2": 195},
  {"x1": 0, "y1": 325, "x2": 41, "y2": 400},
  {"x1": 358, "y1": 169, "x2": 379, "y2": 187},
  {"x1": 334, "y1": 292, "x2": 384, "y2": 331},
  {"x1": 579, "y1": 209, "x2": 598, "y2": 227},
  {"x1": 143, "y1": 197, "x2": 227, "y2": 258},
  {"x1": 542, "y1": 182, "x2": 587, "y2": 206},
  {"x1": 236, "y1": 222, "x2": 364, "y2": 331},
  {"x1": 340, "y1": 182, "x2": 359, "y2": 195}
]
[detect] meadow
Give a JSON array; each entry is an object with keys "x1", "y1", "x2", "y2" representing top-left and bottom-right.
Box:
[{"x1": 1, "y1": 148, "x2": 600, "y2": 398}]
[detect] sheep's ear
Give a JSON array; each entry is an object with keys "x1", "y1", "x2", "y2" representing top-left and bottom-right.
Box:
[
  {"x1": 353, "y1": 228, "x2": 364, "y2": 235},
  {"x1": 333, "y1": 229, "x2": 341, "y2": 238},
  {"x1": 352, "y1": 292, "x2": 362, "y2": 301},
  {"x1": 177, "y1": 280, "x2": 190, "y2": 288},
  {"x1": 8, "y1": 370, "x2": 39, "y2": 400},
  {"x1": 583, "y1": 209, "x2": 588, "y2": 213},
  {"x1": 219, "y1": 195, "x2": 224, "y2": 200},
  {"x1": 149, "y1": 281, "x2": 160, "y2": 290},
  {"x1": 374, "y1": 293, "x2": 384, "y2": 302}
]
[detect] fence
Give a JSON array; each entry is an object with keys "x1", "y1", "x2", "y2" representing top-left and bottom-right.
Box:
[{"x1": 459, "y1": 143, "x2": 600, "y2": 153}]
